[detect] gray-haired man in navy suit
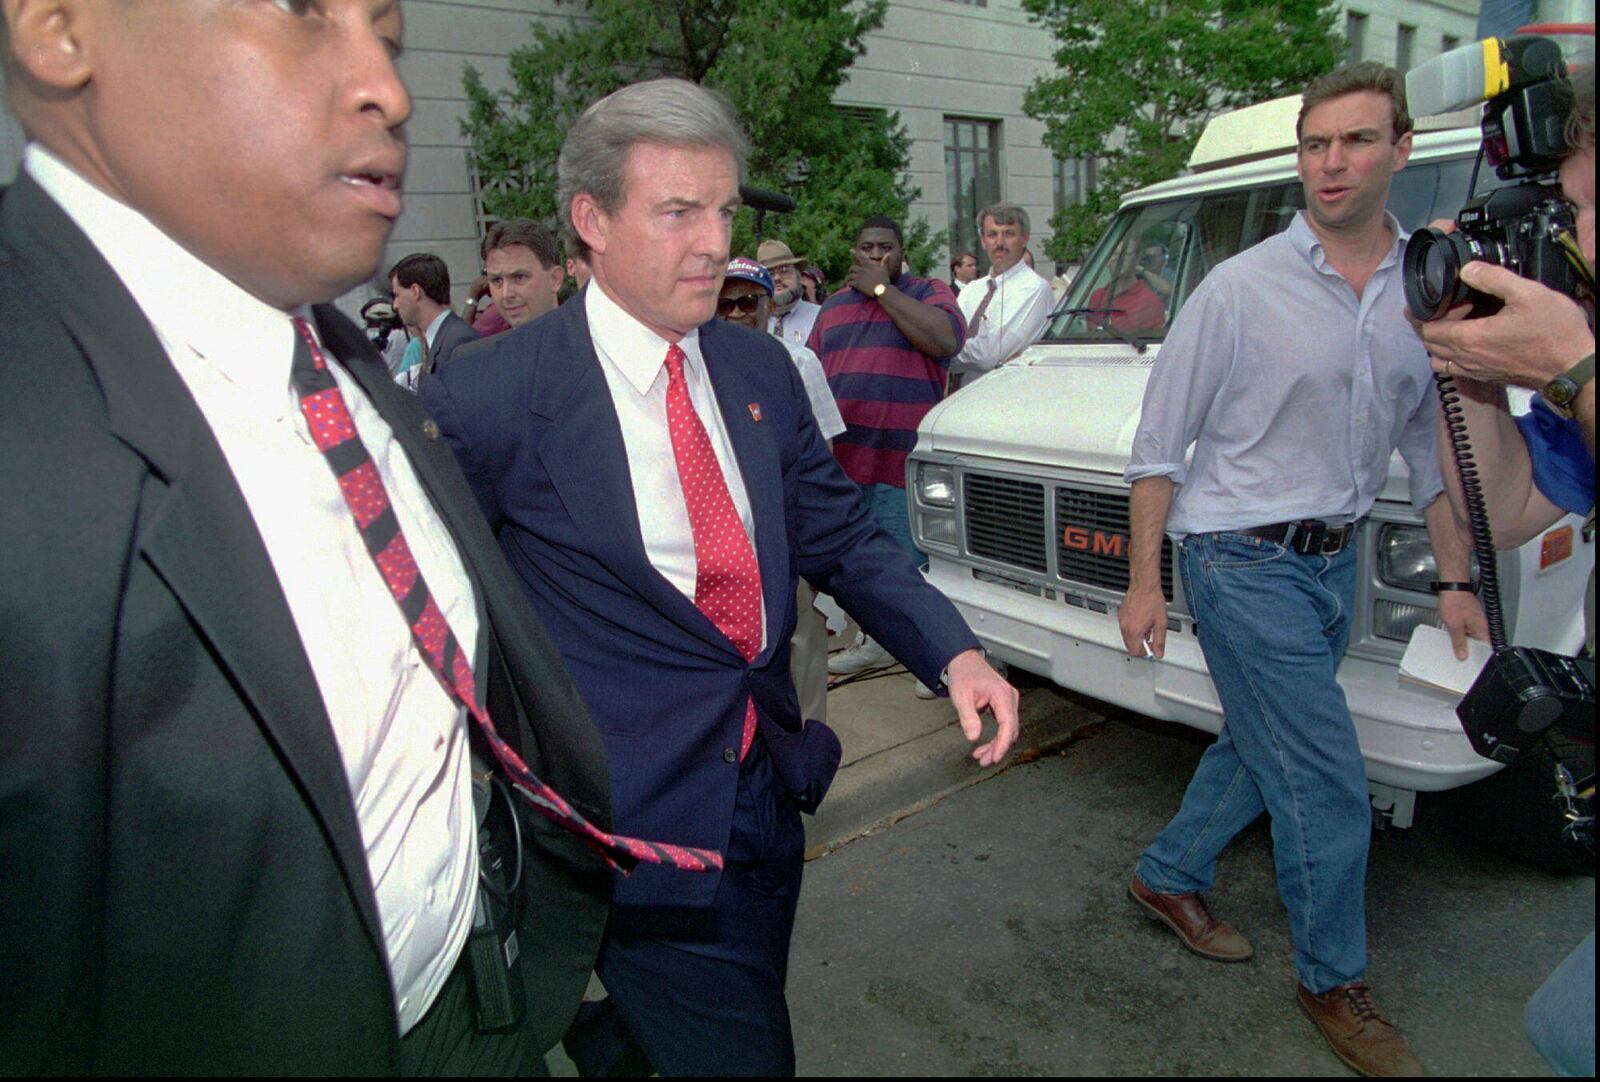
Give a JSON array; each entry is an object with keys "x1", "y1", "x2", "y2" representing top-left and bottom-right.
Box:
[{"x1": 421, "y1": 77, "x2": 1020, "y2": 1076}]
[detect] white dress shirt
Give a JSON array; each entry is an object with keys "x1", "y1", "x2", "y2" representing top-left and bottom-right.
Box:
[
  {"x1": 949, "y1": 259, "x2": 1056, "y2": 379},
  {"x1": 1126, "y1": 211, "x2": 1444, "y2": 537},
  {"x1": 767, "y1": 298, "x2": 820, "y2": 352},
  {"x1": 586, "y1": 282, "x2": 767, "y2": 649},
  {"x1": 781, "y1": 340, "x2": 848, "y2": 441},
  {"x1": 25, "y1": 145, "x2": 480, "y2": 1035},
  {"x1": 422, "y1": 307, "x2": 450, "y2": 352}
]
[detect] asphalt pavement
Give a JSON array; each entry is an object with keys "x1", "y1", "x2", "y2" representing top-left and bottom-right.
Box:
[
  {"x1": 549, "y1": 664, "x2": 1592, "y2": 1076},
  {"x1": 788, "y1": 706, "x2": 1594, "y2": 1076}
]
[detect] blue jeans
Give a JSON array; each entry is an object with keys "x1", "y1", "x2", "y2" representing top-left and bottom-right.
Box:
[
  {"x1": 862, "y1": 483, "x2": 924, "y2": 567},
  {"x1": 1526, "y1": 930, "x2": 1596, "y2": 1076},
  {"x1": 1136, "y1": 532, "x2": 1368, "y2": 993}
]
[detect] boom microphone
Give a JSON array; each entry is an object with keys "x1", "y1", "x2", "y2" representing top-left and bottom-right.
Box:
[{"x1": 740, "y1": 185, "x2": 796, "y2": 214}]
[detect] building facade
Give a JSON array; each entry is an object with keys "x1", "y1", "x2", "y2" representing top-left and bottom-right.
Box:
[{"x1": 1, "y1": 0, "x2": 1488, "y2": 310}]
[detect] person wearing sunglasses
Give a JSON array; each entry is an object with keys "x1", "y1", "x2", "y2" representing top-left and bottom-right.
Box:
[{"x1": 717, "y1": 254, "x2": 847, "y2": 772}]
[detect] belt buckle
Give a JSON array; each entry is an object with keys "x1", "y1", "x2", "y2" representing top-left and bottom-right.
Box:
[
  {"x1": 1294, "y1": 518, "x2": 1327, "y2": 555},
  {"x1": 1313, "y1": 521, "x2": 1351, "y2": 555}
]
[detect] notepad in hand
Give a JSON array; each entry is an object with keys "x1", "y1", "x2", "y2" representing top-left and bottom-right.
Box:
[{"x1": 1399, "y1": 624, "x2": 1493, "y2": 697}]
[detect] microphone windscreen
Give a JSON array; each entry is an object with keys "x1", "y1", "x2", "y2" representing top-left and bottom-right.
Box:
[{"x1": 740, "y1": 185, "x2": 797, "y2": 214}]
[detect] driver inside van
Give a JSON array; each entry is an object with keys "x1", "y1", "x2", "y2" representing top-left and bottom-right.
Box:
[{"x1": 1087, "y1": 241, "x2": 1168, "y2": 335}]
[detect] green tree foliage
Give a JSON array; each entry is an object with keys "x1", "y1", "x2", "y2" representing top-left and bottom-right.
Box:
[
  {"x1": 1022, "y1": 0, "x2": 1343, "y2": 262},
  {"x1": 461, "y1": 0, "x2": 945, "y2": 281}
]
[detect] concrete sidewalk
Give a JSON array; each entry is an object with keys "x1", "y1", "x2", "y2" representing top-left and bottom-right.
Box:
[
  {"x1": 548, "y1": 664, "x2": 1104, "y2": 1076},
  {"x1": 804, "y1": 663, "x2": 1105, "y2": 858}
]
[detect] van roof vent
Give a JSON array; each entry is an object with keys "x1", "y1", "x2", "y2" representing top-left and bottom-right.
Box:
[{"x1": 1040, "y1": 350, "x2": 1158, "y2": 368}]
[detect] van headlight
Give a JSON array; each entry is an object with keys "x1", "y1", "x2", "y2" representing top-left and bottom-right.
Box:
[
  {"x1": 917, "y1": 463, "x2": 956, "y2": 508},
  {"x1": 1377, "y1": 524, "x2": 1437, "y2": 592}
]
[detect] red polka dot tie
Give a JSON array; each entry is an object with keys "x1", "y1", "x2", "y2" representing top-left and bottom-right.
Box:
[
  {"x1": 289, "y1": 317, "x2": 721, "y2": 875},
  {"x1": 663, "y1": 344, "x2": 762, "y2": 761}
]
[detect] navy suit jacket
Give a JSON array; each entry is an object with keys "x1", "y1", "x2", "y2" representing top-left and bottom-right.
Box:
[
  {"x1": 428, "y1": 309, "x2": 480, "y2": 371},
  {"x1": 421, "y1": 294, "x2": 979, "y2": 908}
]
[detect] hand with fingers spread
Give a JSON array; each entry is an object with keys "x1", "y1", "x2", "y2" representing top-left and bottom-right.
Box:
[
  {"x1": 846, "y1": 247, "x2": 893, "y2": 298},
  {"x1": 943, "y1": 648, "x2": 1019, "y2": 766}
]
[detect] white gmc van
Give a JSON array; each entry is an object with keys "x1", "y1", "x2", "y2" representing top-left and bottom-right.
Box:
[{"x1": 908, "y1": 97, "x2": 1593, "y2": 869}]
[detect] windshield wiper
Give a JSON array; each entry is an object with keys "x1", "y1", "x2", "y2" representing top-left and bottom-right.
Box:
[{"x1": 1053, "y1": 306, "x2": 1148, "y2": 354}]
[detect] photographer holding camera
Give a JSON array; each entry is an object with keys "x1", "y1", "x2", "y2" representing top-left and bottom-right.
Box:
[
  {"x1": 1416, "y1": 63, "x2": 1594, "y2": 636},
  {"x1": 1411, "y1": 62, "x2": 1593, "y2": 1079}
]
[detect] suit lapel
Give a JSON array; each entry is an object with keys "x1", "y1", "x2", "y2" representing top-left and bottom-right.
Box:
[
  {"x1": 700, "y1": 321, "x2": 791, "y2": 664},
  {"x1": 426, "y1": 323, "x2": 443, "y2": 371},
  {"x1": 1, "y1": 176, "x2": 386, "y2": 957},
  {"x1": 530, "y1": 300, "x2": 738, "y2": 659}
]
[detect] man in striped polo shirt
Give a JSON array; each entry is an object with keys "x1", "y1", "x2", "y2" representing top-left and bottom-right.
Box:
[{"x1": 809, "y1": 215, "x2": 967, "y2": 675}]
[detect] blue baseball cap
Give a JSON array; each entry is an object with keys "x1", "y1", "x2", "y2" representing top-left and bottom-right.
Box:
[{"x1": 724, "y1": 257, "x2": 774, "y2": 296}]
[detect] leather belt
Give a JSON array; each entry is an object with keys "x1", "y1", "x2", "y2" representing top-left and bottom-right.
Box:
[{"x1": 1235, "y1": 518, "x2": 1358, "y2": 556}]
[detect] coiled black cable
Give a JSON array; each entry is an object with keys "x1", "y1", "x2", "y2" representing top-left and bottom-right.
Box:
[
  {"x1": 1434, "y1": 372, "x2": 1509, "y2": 651},
  {"x1": 478, "y1": 773, "x2": 524, "y2": 901}
]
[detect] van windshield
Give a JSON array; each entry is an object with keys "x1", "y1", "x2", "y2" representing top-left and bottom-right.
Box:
[{"x1": 1043, "y1": 156, "x2": 1481, "y2": 344}]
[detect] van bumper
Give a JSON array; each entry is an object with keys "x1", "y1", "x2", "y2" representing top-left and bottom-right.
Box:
[{"x1": 927, "y1": 558, "x2": 1501, "y2": 794}]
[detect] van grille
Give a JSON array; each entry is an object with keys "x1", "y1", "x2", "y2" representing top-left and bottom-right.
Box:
[
  {"x1": 963, "y1": 475, "x2": 1048, "y2": 573},
  {"x1": 1054, "y1": 487, "x2": 1173, "y2": 602}
]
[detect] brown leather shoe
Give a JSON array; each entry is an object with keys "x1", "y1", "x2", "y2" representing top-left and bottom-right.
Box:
[
  {"x1": 1127, "y1": 874, "x2": 1253, "y2": 962},
  {"x1": 1298, "y1": 982, "x2": 1425, "y2": 1077}
]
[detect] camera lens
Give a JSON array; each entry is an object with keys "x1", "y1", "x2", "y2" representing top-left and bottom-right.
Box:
[
  {"x1": 1403, "y1": 227, "x2": 1475, "y2": 321},
  {"x1": 1420, "y1": 244, "x2": 1448, "y2": 304}
]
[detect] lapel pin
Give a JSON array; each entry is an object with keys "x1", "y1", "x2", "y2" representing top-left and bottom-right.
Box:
[
  {"x1": 422, "y1": 419, "x2": 441, "y2": 441},
  {"x1": 748, "y1": 403, "x2": 763, "y2": 422}
]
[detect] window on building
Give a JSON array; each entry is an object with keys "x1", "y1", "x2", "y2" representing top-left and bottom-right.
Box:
[
  {"x1": 1053, "y1": 156, "x2": 1097, "y2": 215},
  {"x1": 945, "y1": 116, "x2": 1002, "y2": 273},
  {"x1": 1442, "y1": 34, "x2": 1460, "y2": 53},
  {"x1": 467, "y1": 155, "x2": 519, "y2": 239},
  {"x1": 835, "y1": 105, "x2": 890, "y2": 143},
  {"x1": 1396, "y1": 23, "x2": 1416, "y2": 71},
  {"x1": 1345, "y1": 11, "x2": 1368, "y2": 64}
]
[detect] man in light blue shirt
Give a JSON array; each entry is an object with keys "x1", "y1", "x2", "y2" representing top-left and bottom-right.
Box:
[{"x1": 1118, "y1": 63, "x2": 1485, "y2": 1079}]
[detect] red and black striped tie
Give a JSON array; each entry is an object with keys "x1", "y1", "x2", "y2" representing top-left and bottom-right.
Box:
[{"x1": 288, "y1": 317, "x2": 720, "y2": 876}]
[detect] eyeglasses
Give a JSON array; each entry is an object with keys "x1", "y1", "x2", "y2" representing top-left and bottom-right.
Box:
[{"x1": 716, "y1": 294, "x2": 764, "y2": 316}]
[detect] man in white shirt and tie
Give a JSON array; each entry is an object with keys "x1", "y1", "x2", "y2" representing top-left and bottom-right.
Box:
[
  {"x1": 0, "y1": 2, "x2": 610, "y2": 1073},
  {"x1": 421, "y1": 77, "x2": 1019, "y2": 1077},
  {"x1": 946, "y1": 203, "x2": 1057, "y2": 391}
]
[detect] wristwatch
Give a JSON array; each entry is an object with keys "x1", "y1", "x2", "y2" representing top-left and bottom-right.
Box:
[
  {"x1": 873, "y1": 283, "x2": 888, "y2": 299},
  {"x1": 1542, "y1": 352, "x2": 1595, "y2": 419}
]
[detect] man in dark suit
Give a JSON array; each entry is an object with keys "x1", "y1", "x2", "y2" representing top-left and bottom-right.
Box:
[
  {"x1": 391, "y1": 251, "x2": 481, "y2": 374},
  {"x1": 0, "y1": 2, "x2": 611, "y2": 1073},
  {"x1": 420, "y1": 77, "x2": 1020, "y2": 1077}
]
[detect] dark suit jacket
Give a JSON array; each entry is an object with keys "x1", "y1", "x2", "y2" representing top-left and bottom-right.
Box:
[
  {"x1": 420, "y1": 295, "x2": 980, "y2": 911},
  {"x1": 428, "y1": 309, "x2": 481, "y2": 372},
  {"x1": 0, "y1": 174, "x2": 610, "y2": 1074}
]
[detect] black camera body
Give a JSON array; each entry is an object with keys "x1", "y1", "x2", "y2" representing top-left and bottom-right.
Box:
[
  {"x1": 1405, "y1": 183, "x2": 1584, "y2": 319},
  {"x1": 1402, "y1": 34, "x2": 1583, "y2": 322}
]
